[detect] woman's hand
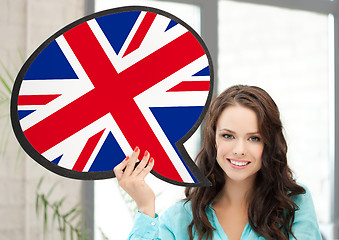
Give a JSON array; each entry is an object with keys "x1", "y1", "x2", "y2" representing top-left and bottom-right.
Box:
[{"x1": 114, "y1": 147, "x2": 156, "y2": 218}]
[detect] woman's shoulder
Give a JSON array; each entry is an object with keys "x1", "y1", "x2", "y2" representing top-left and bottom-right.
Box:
[
  {"x1": 289, "y1": 183, "x2": 322, "y2": 239},
  {"x1": 290, "y1": 182, "x2": 313, "y2": 206}
]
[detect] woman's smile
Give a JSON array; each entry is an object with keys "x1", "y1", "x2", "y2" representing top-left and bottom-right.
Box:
[{"x1": 227, "y1": 158, "x2": 251, "y2": 168}]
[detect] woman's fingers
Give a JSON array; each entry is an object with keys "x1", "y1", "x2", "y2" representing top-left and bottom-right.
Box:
[
  {"x1": 114, "y1": 147, "x2": 154, "y2": 180},
  {"x1": 132, "y1": 150, "x2": 150, "y2": 176},
  {"x1": 138, "y1": 157, "x2": 155, "y2": 179},
  {"x1": 113, "y1": 155, "x2": 129, "y2": 180},
  {"x1": 123, "y1": 146, "x2": 140, "y2": 176}
]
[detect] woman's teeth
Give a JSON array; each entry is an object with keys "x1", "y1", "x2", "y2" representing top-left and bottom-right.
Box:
[{"x1": 230, "y1": 160, "x2": 249, "y2": 166}]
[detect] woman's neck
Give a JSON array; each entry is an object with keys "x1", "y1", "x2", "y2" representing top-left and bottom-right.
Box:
[{"x1": 216, "y1": 175, "x2": 256, "y2": 208}]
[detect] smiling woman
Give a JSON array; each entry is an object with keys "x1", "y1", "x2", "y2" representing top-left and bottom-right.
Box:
[
  {"x1": 183, "y1": 85, "x2": 321, "y2": 240},
  {"x1": 115, "y1": 85, "x2": 322, "y2": 240}
]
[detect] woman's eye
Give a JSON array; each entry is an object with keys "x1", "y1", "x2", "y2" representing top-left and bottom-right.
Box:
[
  {"x1": 223, "y1": 134, "x2": 234, "y2": 139},
  {"x1": 249, "y1": 136, "x2": 261, "y2": 142}
]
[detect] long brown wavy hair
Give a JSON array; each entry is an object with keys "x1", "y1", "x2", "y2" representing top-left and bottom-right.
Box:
[{"x1": 185, "y1": 85, "x2": 305, "y2": 240}]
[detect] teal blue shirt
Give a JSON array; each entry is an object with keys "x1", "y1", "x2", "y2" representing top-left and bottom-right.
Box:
[{"x1": 128, "y1": 186, "x2": 322, "y2": 239}]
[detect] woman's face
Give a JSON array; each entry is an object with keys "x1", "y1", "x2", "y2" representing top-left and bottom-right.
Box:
[{"x1": 215, "y1": 104, "x2": 264, "y2": 183}]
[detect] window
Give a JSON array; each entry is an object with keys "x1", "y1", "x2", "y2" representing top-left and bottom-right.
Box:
[
  {"x1": 217, "y1": 1, "x2": 334, "y2": 238},
  {"x1": 218, "y1": 0, "x2": 332, "y2": 222}
]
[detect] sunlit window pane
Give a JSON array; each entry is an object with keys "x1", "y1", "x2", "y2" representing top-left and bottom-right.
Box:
[{"x1": 218, "y1": 0, "x2": 331, "y2": 226}]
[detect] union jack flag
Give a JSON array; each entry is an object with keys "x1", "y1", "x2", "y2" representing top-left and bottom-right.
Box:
[{"x1": 11, "y1": 7, "x2": 213, "y2": 186}]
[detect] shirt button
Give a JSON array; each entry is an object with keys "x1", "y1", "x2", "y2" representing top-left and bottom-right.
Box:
[{"x1": 151, "y1": 222, "x2": 156, "y2": 226}]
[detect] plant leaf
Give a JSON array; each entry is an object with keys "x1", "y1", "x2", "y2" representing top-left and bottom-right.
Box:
[
  {"x1": 35, "y1": 194, "x2": 40, "y2": 217},
  {"x1": 51, "y1": 204, "x2": 61, "y2": 240},
  {"x1": 47, "y1": 181, "x2": 60, "y2": 198},
  {"x1": 0, "y1": 89, "x2": 9, "y2": 99},
  {"x1": 57, "y1": 214, "x2": 62, "y2": 238},
  {"x1": 37, "y1": 176, "x2": 45, "y2": 191},
  {"x1": 41, "y1": 194, "x2": 48, "y2": 237},
  {"x1": 0, "y1": 61, "x2": 14, "y2": 84},
  {"x1": 68, "y1": 209, "x2": 82, "y2": 222},
  {"x1": 56, "y1": 196, "x2": 66, "y2": 208},
  {"x1": 70, "y1": 226, "x2": 74, "y2": 240},
  {"x1": 62, "y1": 218, "x2": 66, "y2": 240},
  {"x1": 17, "y1": 48, "x2": 25, "y2": 64},
  {"x1": 75, "y1": 219, "x2": 83, "y2": 229},
  {"x1": 63, "y1": 207, "x2": 77, "y2": 220},
  {"x1": 0, "y1": 72, "x2": 12, "y2": 95}
]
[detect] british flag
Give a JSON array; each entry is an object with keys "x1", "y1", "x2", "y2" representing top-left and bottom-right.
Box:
[{"x1": 11, "y1": 7, "x2": 213, "y2": 186}]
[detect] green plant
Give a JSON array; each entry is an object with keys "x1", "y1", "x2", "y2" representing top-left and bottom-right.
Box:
[
  {"x1": 0, "y1": 56, "x2": 26, "y2": 164},
  {"x1": 0, "y1": 50, "x2": 24, "y2": 110},
  {"x1": 0, "y1": 56, "x2": 90, "y2": 240},
  {"x1": 0, "y1": 60, "x2": 14, "y2": 157},
  {"x1": 35, "y1": 177, "x2": 89, "y2": 240}
]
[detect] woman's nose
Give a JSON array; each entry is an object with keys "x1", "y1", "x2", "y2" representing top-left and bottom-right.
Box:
[{"x1": 233, "y1": 140, "x2": 246, "y2": 156}]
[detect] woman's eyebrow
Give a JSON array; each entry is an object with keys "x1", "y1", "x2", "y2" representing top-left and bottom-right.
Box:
[
  {"x1": 218, "y1": 128, "x2": 260, "y2": 135},
  {"x1": 218, "y1": 129, "x2": 260, "y2": 135},
  {"x1": 247, "y1": 132, "x2": 260, "y2": 135},
  {"x1": 218, "y1": 128, "x2": 235, "y2": 133}
]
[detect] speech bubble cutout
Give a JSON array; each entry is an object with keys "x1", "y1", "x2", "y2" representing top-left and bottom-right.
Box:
[{"x1": 11, "y1": 6, "x2": 213, "y2": 187}]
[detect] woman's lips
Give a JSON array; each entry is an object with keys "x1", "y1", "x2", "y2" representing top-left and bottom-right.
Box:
[{"x1": 227, "y1": 158, "x2": 251, "y2": 169}]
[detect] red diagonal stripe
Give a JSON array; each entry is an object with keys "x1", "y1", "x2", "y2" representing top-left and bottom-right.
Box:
[
  {"x1": 63, "y1": 22, "x2": 119, "y2": 88},
  {"x1": 112, "y1": 100, "x2": 184, "y2": 181},
  {"x1": 23, "y1": 23, "x2": 116, "y2": 154},
  {"x1": 23, "y1": 90, "x2": 107, "y2": 154},
  {"x1": 18, "y1": 94, "x2": 61, "y2": 105},
  {"x1": 72, "y1": 129, "x2": 105, "y2": 172},
  {"x1": 167, "y1": 81, "x2": 210, "y2": 92},
  {"x1": 123, "y1": 12, "x2": 156, "y2": 57},
  {"x1": 120, "y1": 31, "x2": 206, "y2": 97}
]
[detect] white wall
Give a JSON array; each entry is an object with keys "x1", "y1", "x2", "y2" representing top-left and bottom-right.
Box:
[{"x1": 0, "y1": 0, "x2": 85, "y2": 239}]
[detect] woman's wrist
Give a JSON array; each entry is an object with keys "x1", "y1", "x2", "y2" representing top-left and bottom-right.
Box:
[{"x1": 138, "y1": 204, "x2": 155, "y2": 218}]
